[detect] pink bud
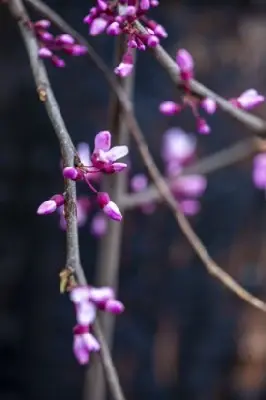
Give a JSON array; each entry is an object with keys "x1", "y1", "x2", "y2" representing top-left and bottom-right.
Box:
[
  {"x1": 63, "y1": 167, "x2": 81, "y2": 180},
  {"x1": 50, "y1": 194, "x2": 65, "y2": 207},
  {"x1": 106, "y1": 22, "x2": 122, "y2": 36},
  {"x1": 196, "y1": 118, "x2": 210, "y2": 135},
  {"x1": 159, "y1": 101, "x2": 181, "y2": 116},
  {"x1": 124, "y1": 6, "x2": 137, "y2": 16},
  {"x1": 34, "y1": 19, "x2": 51, "y2": 29},
  {"x1": 139, "y1": 0, "x2": 150, "y2": 10},
  {"x1": 201, "y1": 98, "x2": 217, "y2": 114},
  {"x1": 51, "y1": 56, "x2": 65, "y2": 68},
  {"x1": 69, "y1": 45, "x2": 88, "y2": 56},
  {"x1": 97, "y1": 193, "x2": 122, "y2": 221},
  {"x1": 105, "y1": 299, "x2": 125, "y2": 314},
  {"x1": 154, "y1": 24, "x2": 168, "y2": 38},
  {"x1": 37, "y1": 31, "x2": 54, "y2": 43},
  {"x1": 114, "y1": 51, "x2": 134, "y2": 78},
  {"x1": 89, "y1": 18, "x2": 108, "y2": 36},
  {"x1": 38, "y1": 47, "x2": 52, "y2": 58},
  {"x1": 147, "y1": 35, "x2": 159, "y2": 48},
  {"x1": 176, "y1": 49, "x2": 194, "y2": 80},
  {"x1": 97, "y1": 0, "x2": 108, "y2": 10},
  {"x1": 97, "y1": 192, "x2": 111, "y2": 208},
  {"x1": 56, "y1": 34, "x2": 75, "y2": 45},
  {"x1": 37, "y1": 200, "x2": 57, "y2": 215}
]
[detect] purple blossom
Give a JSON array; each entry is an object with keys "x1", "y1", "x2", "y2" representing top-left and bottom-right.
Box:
[
  {"x1": 91, "y1": 130, "x2": 128, "y2": 173},
  {"x1": 176, "y1": 49, "x2": 194, "y2": 81},
  {"x1": 32, "y1": 19, "x2": 87, "y2": 67},
  {"x1": 73, "y1": 325, "x2": 100, "y2": 365},
  {"x1": 37, "y1": 193, "x2": 64, "y2": 215},
  {"x1": 253, "y1": 153, "x2": 266, "y2": 190},
  {"x1": 83, "y1": 0, "x2": 166, "y2": 77},
  {"x1": 90, "y1": 213, "x2": 107, "y2": 237},
  {"x1": 70, "y1": 285, "x2": 124, "y2": 364},
  {"x1": 97, "y1": 192, "x2": 122, "y2": 221},
  {"x1": 162, "y1": 128, "x2": 196, "y2": 165},
  {"x1": 230, "y1": 89, "x2": 265, "y2": 111}
]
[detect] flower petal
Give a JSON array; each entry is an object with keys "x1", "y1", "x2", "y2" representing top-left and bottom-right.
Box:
[
  {"x1": 73, "y1": 335, "x2": 89, "y2": 365},
  {"x1": 106, "y1": 145, "x2": 129, "y2": 162},
  {"x1": 77, "y1": 142, "x2": 91, "y2": 166},
  {"x1": 70, "y1": 286, "x2": 90, "y2": 303},
  {"x1": 76, "y1": 302, "x2": 96, "y2": 325},
  {"x1": 173, "y1": 175, "x2": 207, "y2": 197},
  {"x1": 94, "y1": 131, "x2": 111, "y2": 151},
  {"x1": 83, "y1": 333, "x2": 100, "y2": 352},
  {"x1": 90, "y1": 287, "x2": 114, "y2": 304}
]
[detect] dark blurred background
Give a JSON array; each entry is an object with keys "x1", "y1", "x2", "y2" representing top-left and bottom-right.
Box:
[{"x1": 1, "y1": 0, "x2": 266, "y2": 399}]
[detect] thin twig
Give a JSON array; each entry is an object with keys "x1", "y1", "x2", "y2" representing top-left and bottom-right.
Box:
[
  {"x1": 9, "y1": 1, "x2": 126, "y2": 399},
  {"x1": 121, "y1": 137, "x2": 259, "y2": 209},
  {"x1": 88, "y1": 38, "x2": 135, "y2": 400}
]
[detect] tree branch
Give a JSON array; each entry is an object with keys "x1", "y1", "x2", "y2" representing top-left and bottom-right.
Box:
[
  {"x1": 9, "y1": 1, "x2": 126, "y2": 399},
  {"x1": 87, "y1": 38, "x2": 135, "y2": 400}
]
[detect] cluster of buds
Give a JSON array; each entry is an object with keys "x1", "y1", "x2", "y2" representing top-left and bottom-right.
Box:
[
  {"x1": 37, "y1": 131, "x2": 128, "y2": 222},
  {"x1": 29, "y1": 19, "x2": 87, "y2": 67},
  {"x1": 130, "y1": 127, "x2": 207, "y2": 216},
  {"x1": 83, "y1": 0, "x2": 167, "y2": 77},
  {"x1": 160, "y1": 49, "x2": 265, "y2": 135},
  {"x1": 70, "y1": 285, "x2": 124, "y2": 364}
]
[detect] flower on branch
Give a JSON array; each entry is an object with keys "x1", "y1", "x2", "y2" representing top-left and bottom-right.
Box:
[
  {"x1": 70, "y1": 285, "x2": 124, "y2": 364},
  {"x1": 37, "y1": 193, "x2": 65, "y2": 215},
  {"x1": 29, "y1": 19, "x2": 87, "y2": 67},
  {"x1": 159, "y1": 49, "x2": 264, "y2": 134},
  {"x1": 83, "y1": 0, "x2": 167, "y2": 77}
]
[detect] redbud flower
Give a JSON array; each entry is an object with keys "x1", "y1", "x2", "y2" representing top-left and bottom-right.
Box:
[
  {"x1": 37, "y1": 193, "x2": 64, "y2": 215},
  {"x1": 97, "y1": 192, "x2": 122, "y2": 221},
  {"x1": 89, "y1": 17, "x2": 108, "y2": 35},
  {"x1": 171, "y1": 175, "x2": 207, "y2": 198},
  {"x1": 196, "y1": 118, "x2": 210, "y2": 135},
  {"x1": 231, "y1": 89, "x2": 265, "y2": 110},
  {"x1": 130, "y1": 174, "x2": 148, "y2": 192},
  {"x1": 176, "y1": 49, "x2": 194, "y2": 81},
  {"x1": 253, "y1": 153, "x2": 266, "y2": 190},
  {"x1": 201, "y1": 98, "x2": 217, "y2": 114},
  {"x1": 180, "y1": 199, "x2": 200, "y2": 216},
  {"x1": 114, "y1": 51, "x2": 134, "y2": 77},
  {"x1": 73, "y1": 325, "x2": 100, "y2": 365},
  {"x1": 159, "y1": 101, "x2": 182, "y2": 116},
  {"x1": 90, "y1": 213, "x2": 107, "y2": 237},
  {"x1": 91, "y1": 130, "x2": 128, "y2": 173},
  {"x1": 162, "y1": 128, "x2": 196, "y2": 165}
]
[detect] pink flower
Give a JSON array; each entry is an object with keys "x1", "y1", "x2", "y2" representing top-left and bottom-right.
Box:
[
  {"x1": 196, "y1": 118, "x2": 210, "y2": 135},
  {"x1": 232, "y1": 89, "x2": 265, "y2": 110},
  {"x1": 89, "y1": 17, "x2": 108, "y2": 35},
  {"x1": 162, "y1": 128, "x2": 196, "y2": 165},
  {"x1": 73, "y1": 325, "x2": 100, "y2": 365},
  {"x1": 253, "y1": 153, "x2": 266, "y2": 190},
  {"x1": 176, "y1": 49, "x2": 194, "y2": 80},
  {"x1": 90, "y1": 213, "x2": 107, "y2": 237},
  {"x1": 91, "y1": 130, "x2": 128, "y2": 173},
  {"x1": 159, "y1": 101, "x2": 181, "y2": 116},
  {"x1": 114, "y1": 51, "x2": 134, "y2": 78},
  {"x1": 201, "y1": 98, "x2": 217, "y2": 114},
  {"x1": 37, "y1": 194, "x2": 64, "y2": 215},
  {"x1": 171, "y1": 175, "x2": 207, "y2": 198},
  {"x1": 97, "y1": 192, "x2": 122, "y2": 221},
  {"x1": 130, "y1": 174, "x2": 148, "y2": 192}
]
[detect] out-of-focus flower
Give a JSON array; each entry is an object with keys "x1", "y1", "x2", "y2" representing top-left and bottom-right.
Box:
[
  {"x1": 176, "y1": 49, "x2": 194, "y2": 81},
  {"x1": 253, "y1": 153, "x2": 266, "y2": 190},
  {"x1": 230, "y1": 89, "x2": 265, "y2": 111},
  {"x1": 90, "y1": 213, "x2": 107, "y2": 237}
]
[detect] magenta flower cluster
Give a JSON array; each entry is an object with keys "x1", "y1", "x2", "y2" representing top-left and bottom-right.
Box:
[
  {"x1": 130, "y1": 127, "x2": 207, "y2": 216},
  {"x1": 37, "y1": 131, "x2": 128, "y2": 222},
  {"x1": 70, "y1": 285, "x2": 124, "y2": 364},
  {"x1": 30, "y1": 19, "x2": 87, "y2": 67},
  {"x1": 83, "y1": 0, "x2": 167, "y2": 77},
  {"x1": 159, "y1": 49, "x2": 265, "y2": 135}
]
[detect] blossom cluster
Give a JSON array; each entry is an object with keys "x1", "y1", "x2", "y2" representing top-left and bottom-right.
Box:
[
  {"x1": 83, "y1": 0, "x2": 167, "y2": 77},
  {"x1": 130, "y1": 127, "x2": 207, "y2": 216},
  {"x1": 29, "y1": 19, "x2": 87, "y2": 67},
  {"x1": 37, "y1": 130, "x2": 128, "y2": 222},
  {"x1": 159, "y1": 49, "x2": 265, "y2": 135},
  {"x1": 70, "y1": 285, "x2": 124, "y2": 364}
]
